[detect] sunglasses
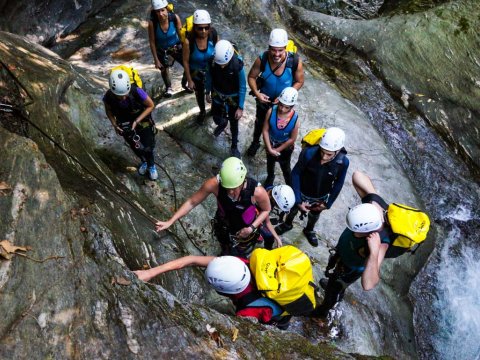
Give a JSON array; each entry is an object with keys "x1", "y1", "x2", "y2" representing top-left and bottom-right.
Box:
[{"x1": 195, "y1": 25, "x2": 210, "y2": 31}]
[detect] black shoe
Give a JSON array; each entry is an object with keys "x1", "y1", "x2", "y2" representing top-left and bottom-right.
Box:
[
  {"x1": 196, "y1": 112, "x2": 206, "y2": 124},
  {"x1": 319, "y1": 278, "x2": 329, "y2": 290},
  {"x1": 303, "y1": 229, "x2": 319, "y2": 247},
  {"x1": 275, "y1": 223, "x2": 293, "y2": 235},
  {"x1": 246, "y1": 142, "x2": 260, "y2": 157},
  {"x1": 230, "y1": 146, "x2": 241, "y2": 158}
]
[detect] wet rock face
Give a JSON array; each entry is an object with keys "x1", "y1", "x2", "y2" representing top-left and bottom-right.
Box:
[
  {"x1": 0, "y1": 31, "x2": 360, "y2": 359},
  {"x1": 0, "y1": 0, "x2": 112, "y2": 46},
  {"x1": 284, "y1": 0, "x2": 480, "y2": 175}
]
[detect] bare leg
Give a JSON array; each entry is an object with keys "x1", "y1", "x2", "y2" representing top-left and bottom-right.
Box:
[{"x1": 352, "y1": 171, "x2": 377, "y2": 198}]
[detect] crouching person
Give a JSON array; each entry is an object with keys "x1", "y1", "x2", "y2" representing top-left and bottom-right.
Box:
[{"x1": 134, "y1": 255, "x2": 291, "y2": 329}]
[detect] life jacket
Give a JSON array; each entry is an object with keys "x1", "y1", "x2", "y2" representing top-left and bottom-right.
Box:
[
  {"x1": 210, "y1": 54, "x2": 243, "y2": 96},
  {"x1": 110, "y1": 65, "x2": 143, "y2": 89},
  {"x1": 103, "y1": 88, "x2": 150, "y2": 127},
  {"x1": 216, "y1": 177, "x2": 258, "y2": 233},
  {"x1": 300, "y1": 146, "x2": 347, "y2": 199},
  {"x1": 150, "y1": 11, "x2": 181, "y2": 49},
  {"x1": 268, "y1": 105, "x2": 298, "y2": 144},
  {"x1": 301, "y1": 128, "x2": 326, "y2": 148},
  {"x1": 249, "y1": 246, "x2": 316, "y2": 316},
  {"x1": 385, "y1": 203, "x2": 430, "y2": 256}
]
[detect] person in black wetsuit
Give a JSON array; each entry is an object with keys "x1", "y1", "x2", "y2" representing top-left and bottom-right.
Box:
[
  {"x1": 275, "y1": 127, "x2": 349, "y2": 246},
  {"x1": 205, "y1": 40, "x2": 247, "y2": 158}
]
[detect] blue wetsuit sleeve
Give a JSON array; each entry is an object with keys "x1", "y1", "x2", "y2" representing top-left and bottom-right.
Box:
[
  {"x1": 326, "y1": 156, "x2": 349, "y2": 208},
  {"x1": 238, "y1": 67, "x2": 247, "y2": 109},
  {"x1": 205, "y1": 62, "x2": 212, "y2": 93},
  {"x1": 291, "y1": 148, "x2": 311, "y2": 204}
]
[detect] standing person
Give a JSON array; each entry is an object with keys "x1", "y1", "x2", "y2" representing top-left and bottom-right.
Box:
[
  {"x1": 275, "y1": 127, "x2": 349, "y2": 247},
  {"x1": 148, "y1": 0, "x2": 184, "y2": 97},
  {"x1": 183, "y1": 9, "x2": 219, "y2": 124},
  {"x1": 246, "y1": 28, "x2": 304, "y2": 157},
  {"x1": 206, "y1": 40, "x2": 246, "y2": 158},
  {"x1": 155, "y1": 157, "x2": 271, "y2": 258},
  {"x1": 134, "y1": 255, "x2": 292, "y2": 329},
  {"x1": 262, "y1": 87, "x2": 300, "y2": 188},
  {"x1": 103, "y1": 69, "x2": 158, "y2": 180}
]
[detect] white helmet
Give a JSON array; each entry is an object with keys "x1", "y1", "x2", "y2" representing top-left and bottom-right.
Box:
[
  {"x1": 109, "y1": 69, "x2": 131, "y2": 96},
  {"x1": 193, "y1": 9, "x2": 211, "y2": 24},
  {"x1": 278, "y1": 87, "x2": 298, "y2": 106},
  {"x1": 205, "y1": 256, "x2": 251, "y2": 294},
  {"x1": 272, "y1": 185, "x2": 295, "y2": 212},
  {"x1": 320, "y1": 127, "x2": 345, "y2": 151},
  {"x1": 346, "y1": 203, "x2": 383, "y2": 233},
  {"x1": 269, "y1": 28, "x2": 288, "y2": 48},
  {"x1": 152, "y1": 0, "x2": 168, "y2": 10},
  {"x1": 214, "y1": 40, "x2": 234, "y2": 65}
]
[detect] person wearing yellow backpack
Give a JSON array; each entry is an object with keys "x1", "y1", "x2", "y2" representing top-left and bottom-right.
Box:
[
  {"x1": 246, "y1": 29, "x2": 304, "y2": 157},
  {"x1": 275, "y1": 127, "x2": 349, "y2": 247},
  {"x1": 103, "y1": 69, "x2": 158, "y2": 180},
  {"x1": 148, "y1": 0, "x2": 185, "y2": 97},
  {"x1": 313, "y1": 171, "x2": 430, "y2": 317},
  {"x1": 134, "y1": 245, "x2": 321, "y2": 329}
]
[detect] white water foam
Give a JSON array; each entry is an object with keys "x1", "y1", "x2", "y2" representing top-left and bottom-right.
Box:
[{"x1": 433, "y1": 230, "x2": 480, "y2": 360}]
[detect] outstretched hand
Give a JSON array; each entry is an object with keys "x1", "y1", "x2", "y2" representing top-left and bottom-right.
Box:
[
  {"x1": 133, "y1": 269, "x2": 153, "y2": 282},
  {"x1": 155, "y1": 220, "x2": 172, "y2": 232}
]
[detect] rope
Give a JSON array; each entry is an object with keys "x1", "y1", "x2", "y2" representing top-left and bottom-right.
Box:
[{"x1": 0, "y1": 102, "x2": 206, "y2": 255}]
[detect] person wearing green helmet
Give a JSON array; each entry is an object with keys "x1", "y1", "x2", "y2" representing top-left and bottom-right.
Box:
[{"x1": 155, "y1": 157, "x2": 271, "y2": 257}]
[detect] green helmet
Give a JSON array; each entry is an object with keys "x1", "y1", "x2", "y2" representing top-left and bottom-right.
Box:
[{"x1": 219, "y1": 157, "x2": 247, "y2": 188}]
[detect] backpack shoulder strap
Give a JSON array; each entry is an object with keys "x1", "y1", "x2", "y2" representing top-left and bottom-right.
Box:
[
  {"x1": 285, "y1": 52, "x2": 299, "y2": 73},
  {"x1": 259, "y1": 51, "x2": 268, "y2": 73}
]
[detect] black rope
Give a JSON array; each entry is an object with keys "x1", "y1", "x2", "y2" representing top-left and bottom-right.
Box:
[{"x1": 0, "y1": 102, "x2": 206, "y2": 255}]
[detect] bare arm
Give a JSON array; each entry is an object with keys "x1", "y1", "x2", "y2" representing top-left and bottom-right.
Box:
[
  {"x1": 155, "y1": 177, "x2": 218, "y2": 231},
  {"x1": 361, "y1": 232, "x2": 389, "y2": 290},
  {"x1": 148, "y1": 21, "x2": 162, "y2": 68},
  {"x1": 262, "y1": 108, "x2": 275, "y2": 154},
  {"x1": 264, "y1": 217, "x2": 282, "y2": 248},
  {"x1": 236, "y1": 186, "x2": 271, "y2": 239},
  {"x1": 134, "y1": 255, "x2": 216, "y2": 282},
  {"x1": 182, "y1": 38, "x2": 194, "y2": 89},
  {"x1": 292, "y1": 58, "x2": 304, "y2": 91},
  {"x1": 248, "y1": 57, "x2": 270, "y2": 103}
]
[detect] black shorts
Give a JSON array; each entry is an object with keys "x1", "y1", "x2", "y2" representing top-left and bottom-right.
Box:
[{"x1": 361, "y1": 193, "x2": 388, "y2": 210}]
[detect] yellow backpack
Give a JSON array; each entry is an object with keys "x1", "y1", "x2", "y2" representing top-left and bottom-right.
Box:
[
  {"x1": 301, "y1": 128, "x2": 326, "y2": 148},
  {"x1": 179, "y1": 15, "x2": 194, "y2": 43},
  {"x1": 249, "y1": 246, "x2": 316, "y2": 316},
  {"x1": 387, "y1": 203, "x2": 430, "y2": 248},
  {"x1": 286, "y1": 39, "x2": 297, "y2": 53},
  {"x1": 110, "y1": 65, "x2": 143, "y2": 89}
]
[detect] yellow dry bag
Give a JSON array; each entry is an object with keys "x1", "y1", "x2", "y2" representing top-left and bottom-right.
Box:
[
  {"x1": 387, "y1": 203, "x2": 430, "y2": 248},
  {"x1": 250, "y1": 246, "x2": 316, "y2": 316}
]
